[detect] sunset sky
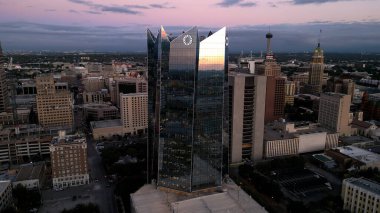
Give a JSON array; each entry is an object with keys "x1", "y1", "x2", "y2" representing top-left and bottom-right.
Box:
[{"x1": 0, "y1": 0, "x2": 379, "y2": 52}]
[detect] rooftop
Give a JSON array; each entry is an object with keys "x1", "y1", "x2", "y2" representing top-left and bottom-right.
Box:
[
  {"x1": 131, "y1": 180, "x2": 267, "y2": 213},
  {"x1": 91, "y1": 119, "x2": 122, "y2": 129},
  {"x1": 337, "y1": 146, "x2": 380, "y2": 165},
  {"x1": 345, "y1": 177, "x2": 380, "y2": 195},
  {"x1": 15, "y1": 163, "x2": 44, "y2": 182},
  {"x1": 51, "y1": 132, "x2": 85, "y2": 145}
]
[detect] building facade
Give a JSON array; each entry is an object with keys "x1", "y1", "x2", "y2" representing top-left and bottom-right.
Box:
[
  {"x1": 120, "y1": 93, "x2": 148, "y2": 135},
  {"x1": 284, "y1": 80, "x2": 296, "y2": 106},
  {"x1": 0, "y1": 68, "x2": 9, "y2": 112},
  {"x1": 228, "y1": 73, "x2": 266, "y2": 163},
  {"x1": 36, "y1": 75, "x2": 73, "y2": 131},
  {"x1": 50, "y1": 131, "x2": 89, "y2": 189},
  {"x1": 319, "y1": 92, "x2": 351, "y2": 136},
  {"x1": 0, "y1": 181, "x2": 12, "y2": 211},
  {"x1": 342, "y1": 178, "x2": 380, "y2": 213},
  {"x1": 148, "y1": 26, "x2": 228, "y2": 192}
]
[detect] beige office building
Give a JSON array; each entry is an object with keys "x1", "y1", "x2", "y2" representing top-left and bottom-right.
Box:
[
  {"x1": 36, "y1": 75, "x2": 73, "y2": 130},
  {"x1": 307, "y1": 43, "x2": 325, "y2": 94},
  {"x1": 228, "y1": 73, "x2": 266, "y2": 163},
  {"x1": 285, "y1": 80, "x2": 296, "y2": 106},
  {"x1": 319, "y1": 92, "x2": 351, "y2": 136},
  {"x1": 82, "y1": 77, "x2": 105, "y2": 92},
  {"x1": 50, "y1": 131, "x2": 89, "y2": 189},
  {"x1": 120, "y1": 93, "x2": 148, "y2": 135},
  {"x1": 342, "y1": 177, "x2": 380, "y2": 213}
]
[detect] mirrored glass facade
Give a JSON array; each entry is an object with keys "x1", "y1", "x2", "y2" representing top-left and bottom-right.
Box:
[{"x1": 148, "y1": 26, "x2": 228, "y2": 192}]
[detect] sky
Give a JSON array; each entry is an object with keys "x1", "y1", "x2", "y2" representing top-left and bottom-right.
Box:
[{"x1": 0, "y1": 0, "x2": 379, "y2": 53}]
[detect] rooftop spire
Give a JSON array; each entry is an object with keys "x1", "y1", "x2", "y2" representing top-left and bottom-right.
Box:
[
  {"x1": 265, "y1": 29, "x2": 273, "y2": 59},
  {"x1": 318, "y1": 29, "x2": 322, "y2": 48}
]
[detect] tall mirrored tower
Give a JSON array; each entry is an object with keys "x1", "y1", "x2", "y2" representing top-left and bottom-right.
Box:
[{"x1": 147, "y1": 26, "x2": 228, "y2": 192}]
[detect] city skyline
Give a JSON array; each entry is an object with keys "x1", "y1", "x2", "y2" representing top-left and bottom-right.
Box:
[{"x1": 0, "y1": 0, "x2": 380, "y2": 52}]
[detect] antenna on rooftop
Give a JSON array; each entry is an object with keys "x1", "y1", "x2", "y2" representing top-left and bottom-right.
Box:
[{"x1": 318, "y1": 29, "x2": 322, "y2": 48}]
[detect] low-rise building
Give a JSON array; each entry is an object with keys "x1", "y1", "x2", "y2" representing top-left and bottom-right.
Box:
[
  {"x1": 335, "y1": 146, "x2": 380, "y2": 170},
  {"x1": 83, "y1": 103, "x2": 119, "y2": 121},
  {"x1": 0, "y1": 180, "x2": 13, "y2": 211},
  {"x1": 131, "y1": 180, "x2": 267, "y2": 213},
  {"x1": 50, "y1": 131, "x2": 89, "y2": 189},
  {"x1": 13, "y1": 163, "x2": 45, "y2": 190},
  {"x1": 342, "y1": 177, "x2": 380, "y2": 213},
  {"x1": 264, "y1": 122, "x2": 339, "y2": 158}
]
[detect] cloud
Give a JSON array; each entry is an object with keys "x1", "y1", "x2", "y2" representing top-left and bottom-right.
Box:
[
  {"x1": 68, "y1": 9, "x2": 79, "y2": 13},
  {"x1": 216, "y1": 0, "x2": 257, "y2": 7},
  {"x1": 0, "y1": 21, "x2": 380, "y2": 53},
  {"x1": 291, "y1": 0, "x2": 357, "y2": 4},
  {"x1": 85, "y1": 10, "x2": 102, "y2": 14},
  {"x1": 149, "y1": 3, "x2": 176, "y2": 9},
  {"x1": 44, "y1": 9, "x2": 57, "y2": 12},
  {"x1": 67, "y1": 0, "x2": 175, "y2": 15}
]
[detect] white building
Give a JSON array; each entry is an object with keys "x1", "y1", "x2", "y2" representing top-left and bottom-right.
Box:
[
  {"x1": 342, "y1": 177, "x2": 380, "y2": 213},
  {"x1": 337, "y1": 146, "x2": 380, "y2": 170}
]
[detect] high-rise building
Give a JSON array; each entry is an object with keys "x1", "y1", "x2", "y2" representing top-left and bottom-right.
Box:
[
  {"x1": 0, "y1": 68, "x2": 9, "y2": 112},
  {"x1": 50, "y1": 131, "x2": 89, "y2": 189},
  {"x1": 0, "y1": 180, "x2": 12, "y2": 211},
  {"x1": 256, "y1": 32, "x2": 285, "y2": 123},
  {"x1": 307, "y1": 43, "x2": 324, "y2": 94},
  {"x1": 228, "y1": 73, "x2": 266, "y2": 163},
  {"x1": 326, "y1": 77, "x2": 355, "y2": 101},
  {"x1": 36, "y1": 75, "x2": 73, "y2": 130},
  {"x1": 148, "y1": 26, "x2": 228, "y2": 192},
  {"x1": 319, "y1": 92, "x2": 351, "y2": 136},
  {"x1": 284, "y1": 80, "x2": 296, "y2": 106},
  {"x1": 342, "y1": 177, "x2": 380, "y2": 213},
  {"x1": 0, "y1": 41, "x2": 3, "y2": 58},
  {"x1": 111, "y1": 78, "x2": 147, "y2": 106},
  {"x1": 120, "y1": 93, "x2": 148, "y2": 135}
]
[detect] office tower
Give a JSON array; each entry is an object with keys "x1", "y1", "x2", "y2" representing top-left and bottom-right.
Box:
[
  {"x1": 319, "y1": 92, "x2": 351, "y2": 136},
  {"x1": 256, "y1": 32, "x2": 285, "y2": 123},
  {"x1": 120, "y1": 93, "x2": 148, "y2": 135},
  {"x1": 326, "y1": 77, "x2": 355, "y2": 101},
  {"x1": 0, "y1": 68, "x2": 9, "y2": 112},
  {"x1": 50, "y1": 131, "x2": 89, "y2": 189},
  {"x1": 342, "y1": 178, "x2": 380, "y2": 213},
  {"x1": 265, "y1": 77, "x2": 285, "y2": 123},
  {"x1": 112, "y1": 78, "x2": 147, "y2": 106},
  {"x1": 36, "y1": 75, "x2": 73, "y2": 130},
  {"x1": 284, "y1": 80, "x2": 296, "y2": 106},
  {"x1": 228, "y1": 73, "x2": 266, "y2": 163},
  {"x1": 148, "y1": 26, "x2": 227, "y2": 192},
  {"x1": 307, "y1": 42, "x2": 324, "y2": 94}
]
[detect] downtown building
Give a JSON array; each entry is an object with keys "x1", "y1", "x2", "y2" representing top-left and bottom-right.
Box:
[
  {"x1": 228, "y1": 72, "x2": 266, "y2": 163},
  {"x1": 305, "y1": 43, "x2": 325, "y2": 94},
  {"x1": 50, "y1": 131, "x2": 89, "y2": 189},
  {"x1": 36, "y1": 75, "x2": 74, "y2": 132},
  {"x1": 147, "y1": 26, "x2": 228, "y2": 192}
]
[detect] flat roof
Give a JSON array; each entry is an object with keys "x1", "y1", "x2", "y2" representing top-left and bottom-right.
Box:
[
  {"x1": 15, "y1": 163, "x2": 44, "y2": 182},
  {"x1": 313, "y1": 154, "x2": 334, "y2": 163},
  {"x1": 337, "y1": 146, "x2": 380, "y2": 165},
  {"x1": 91, "y1": 119, "x2": 122, "y2": 129},
  {"x1": 131, "y1": 181, "x2": 267, "y2": 213},
  {"x1": 345, "y1": 177, "x2": 380, "y2": 195}
]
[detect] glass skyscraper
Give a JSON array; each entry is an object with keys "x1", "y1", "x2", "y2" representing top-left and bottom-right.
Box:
[{"x1": 147, "y1": 26, "x2": 228, "y2": 192}]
